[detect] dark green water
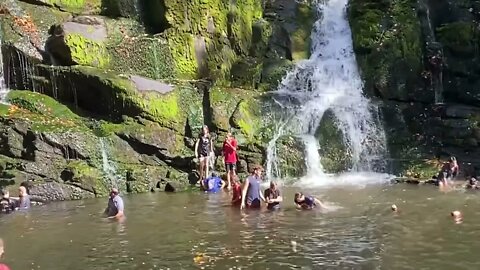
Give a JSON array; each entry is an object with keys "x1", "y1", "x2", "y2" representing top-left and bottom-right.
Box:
[{"x1": 1, "y1": 183, "x2": 479, "y2": 270}]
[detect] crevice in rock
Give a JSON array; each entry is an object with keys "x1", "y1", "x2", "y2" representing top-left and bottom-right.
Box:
[{"x1": 138, "y1": 0, "x2": 171, "y2": 34}]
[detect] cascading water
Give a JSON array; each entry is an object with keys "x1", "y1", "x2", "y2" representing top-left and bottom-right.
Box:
[
  {"x1": 99, "y1": 138, "x2": 122, "y2": 188},
  {"x1": 0, "y1": 33, "x2": 9, "y2": 101},
  {"x1": 266, "y1": 0, "x2": 391, "y2": 185}
]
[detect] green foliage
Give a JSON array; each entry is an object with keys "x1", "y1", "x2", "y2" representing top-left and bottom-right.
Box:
[{"x1": 437, "y1": 22, "x2": 478, "y2": 56}]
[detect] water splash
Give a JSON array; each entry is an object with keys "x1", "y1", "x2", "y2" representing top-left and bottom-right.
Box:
[
  {"x1": 267, "y1": 0, "x2": 388, "y2": 182},
  {"x1": 0, "y1": 33, "x2": 9, "y2": 101},
  {"x1": 99, "y1": 138, "x2": 122, "y2": 189}
]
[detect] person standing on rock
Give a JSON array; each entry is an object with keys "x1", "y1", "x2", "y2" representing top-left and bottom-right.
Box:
[
  {"x1": 222, "y1": 132, "x2": 238, "y2": 190},
  {"x1": 105, "y1": 188, "x2": 124, "y2": 219},
  {"x1": 240, "y1": 165, "x2": 266, "y2": 210},
  {"x1": 195, "y1": 125, "x2": 214, "y2": 182}
]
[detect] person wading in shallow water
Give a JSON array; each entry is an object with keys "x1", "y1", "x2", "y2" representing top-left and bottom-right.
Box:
[
  {"x1": 264, "y1": 181, "x2": 283, "y2": 210},
  {"x1": 240, "y1": 165, "x2": 266, "y2": 210},
  {"x1": 0, "y1": 238, "x2": 11, "y2": 270},
  {"x1": 222, "y1": 132, "x2": 238, "y2": 190},
  {"x1": 195, "y1": 125, "x2": 214, "y2": 183},
  {"x1": 105, "y1": 188, "x2": 124, "y2": 219},
  {"x1": 16, "y1": 186, "x2": 30, "y2": 210}
]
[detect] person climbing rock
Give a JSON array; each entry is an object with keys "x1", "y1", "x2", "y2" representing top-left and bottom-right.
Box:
[
  {"x1": 240, "y1": 165, "x2": 265, "y2": 210},
  {"x1": 222, "y1": 132, "x2": 238, "y2": 190},
  {"x1": 105, "y1": 188, "x2": 124, "y2": 219},
  {"x1": 264, "y1": 181, "x2": 282, "y2": 210},
  {"x1": 195, "y1": 125, "x2": 214, "y2": 183},
  {"x1": 294, "y1": 192, "x2": 325, "y2": 210}
]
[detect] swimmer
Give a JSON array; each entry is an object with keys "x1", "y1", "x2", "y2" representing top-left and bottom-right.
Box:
[
  {"x1": 391, "y1": 204, "x2": 398, "y2": 212},
  {"x1": 104, "y1": 188, "x2": 124, "y2": 219},
  {"x1": 240, "y1": 165, "x2": 266, "y2": 210},
  {"x1": 0, "y1": 191, "x2": 15, "y2": 214},
  {"x1": 451, "y1": 210, "x2": 462, "y2": 223},
  {"x1": 294, "y1": 192, "x2": 325, "y2": 210},
  {"x1": 466, "y1": 177, "x2": 478, "y2": 189},
  {"x1": 16, "y1": 186, "x2": 30, "y2": 210}
]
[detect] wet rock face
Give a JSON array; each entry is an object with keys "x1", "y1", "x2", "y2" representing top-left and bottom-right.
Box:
[
  {"x1": 349, "y1": 0, "x2": 480, "y2": 177},
  {"x1": 0, "y1": 0, "x2": 322, "y2": 200}
]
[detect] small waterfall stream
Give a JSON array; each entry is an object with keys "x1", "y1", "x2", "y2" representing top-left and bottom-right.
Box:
[
  {"x1": 99, "y1": 138, "x2": 122, "y2": 189},
  {"x1": 0, "y1": 32, "x2": 10, "y2": 101},
  {"x1": 266, "y1": 0, "x2": 389, "y2": 184}
]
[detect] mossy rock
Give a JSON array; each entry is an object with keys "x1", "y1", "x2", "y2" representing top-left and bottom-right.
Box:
[
  {"x1": 291, "y1": 1, "x2": 315, "y2": 60},
  {"x1": 230, "y1": 58, "x2": 262, "y2": 89},
  {"x1": 315, "y1": 111, "x2": 352, "y2": 173},
  {"x1": 101, "y1": 0, "x2": 137, "y2": 18},
  {"x1": 4, "y1": 90, "x2": 86, "y2": 132},
  {"x1": 274, "y1": 135, "x2": 306, "y2": 178},
  {"x1": 62, "y1": 160, "x2": 108, "y2": 196},
  {"x1": 231, "y1": 99, "x2": 262, "y2": 143},
  {"x1": 65, "y1": 33, "x2": 110, "y2": 68},
  {"x1": 260, "y1": 59, "x2": 294, "y2": 91},
  {"x1": 436, "y1": 22, "x2": 478, "y2": 57},
  {"x1": 42, "y1": 0, "x2": 102, "y2": 14}
]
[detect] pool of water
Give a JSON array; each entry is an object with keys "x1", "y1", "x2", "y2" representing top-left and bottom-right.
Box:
[{"x1": 1, "y1": 181, "x2": 479, "y2": 270}]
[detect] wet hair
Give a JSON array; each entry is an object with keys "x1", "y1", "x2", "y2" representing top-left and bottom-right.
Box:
[
  {"x1": 294, "y1": 192, "x2": 303, "y2": 203},
  {"x1": 449, "y1": 156, "x2": 456, "y2": 162}
]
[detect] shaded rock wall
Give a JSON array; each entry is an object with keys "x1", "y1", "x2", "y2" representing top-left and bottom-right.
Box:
[
  {"x1": 349, "y1": 0, "x2": 480, "y2": 178},
  {"x1": 0, "y1": 0, "x2": 316, "y2": 199}
]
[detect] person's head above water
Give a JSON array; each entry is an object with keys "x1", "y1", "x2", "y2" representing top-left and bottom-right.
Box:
[
  {"x1": 294, "y1": 192, "x2": 305, "y2": 204},
  {"x1": 270, "y1": 181, "x2": 278, "y2": 190},
  {"x1": 18, "y1": 186, "x2": 27, "y2": 197},
  {"x1": 1, "y1": 190, "x2": 8, "y2": 199},
  {"x1": 110, "y1": 188, "x2": 119, "y2": 198},
  {"x1": 251, "y1": 164, "x2": 263, "y2": 176}
]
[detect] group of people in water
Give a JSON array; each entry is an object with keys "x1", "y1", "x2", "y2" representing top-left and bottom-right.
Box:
[{"x1": 195, "y1": 125, "x2": 326, "y2": 211}]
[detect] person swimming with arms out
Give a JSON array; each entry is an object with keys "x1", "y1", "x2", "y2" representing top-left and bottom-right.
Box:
[
  {"x1": 264, "y1": 181, "x2": 282, "y2": 210},
  {"x1": 294, "y1": 192, "x2": 326, "y2": 210},
  {"x1": 201, "y1": 172, "x2": 226, "y2": 193}
]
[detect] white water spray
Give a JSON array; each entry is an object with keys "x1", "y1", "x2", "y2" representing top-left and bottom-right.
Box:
[
  {"x1": 0, "y1": 34, "x2": 9, "y2": 101},
  {"x1": 266, "y1": 0, "x2": 389, "y2": 183},
  {"x1": 100, "y1": 138, "x2": 122, "y2": 188}
]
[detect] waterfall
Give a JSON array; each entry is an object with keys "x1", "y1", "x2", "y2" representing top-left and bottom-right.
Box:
[
  {"x1": 0, "y1": 33, "x2": 9, "y2": 101},
  {"x1": 99, "y1": 138, "x2": 122, "y2": 189},
  {"x1": 266, "y1": 0, "x2": 388, "y2": 182}
]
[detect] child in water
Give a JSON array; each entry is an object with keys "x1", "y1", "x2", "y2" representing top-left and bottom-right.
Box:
[
  {"x1": 231, "y1": 175, "x2": 243, "y2": 206},
  {"x1": 294, "y1": 192, "x2": 326, "y2": 210}
]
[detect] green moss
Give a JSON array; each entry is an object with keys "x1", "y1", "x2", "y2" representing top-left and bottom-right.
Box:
[
  {"x1": 291, "y1": 2, "x2": 315, "y2": 60},
  {"x1": 165, "y1": 31, "x2": 198, "y2": 79},
  {"x1": 66, "y1": 33, "x2": 110, "y2": 68},
  {"x1": 260, "y1": 59, "x2": 294, "y2": 91},
  {"x1": 235, "y1": 99, "x2": 261, "y2": 142},
  {"x1": 437, "y1": 22, "x2": 477, "y2": 56},
  {"x1": 250, "y1": 19, "x2": 272, "y2": 58},
  {"x1": 4, "y1": 90, "x2": 86, "y2": 132},
  {"x1": 44, "y1": 0, "x2": 102, "y2": 14},
  {"x1": 65, "y1": 160, "x2": 109, "y2": 196},
  {"x1": 137, "y1": 91, "x2": 180, "y2": 125}
]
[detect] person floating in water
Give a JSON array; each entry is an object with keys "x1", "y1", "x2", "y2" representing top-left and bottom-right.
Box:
[
  {"x1": 264, "y1": 181, "x2": 282, "y2": 210},
  {"x1": 201, "y1": 172, "x2": 225, "y2": 193},
  {"x1": 222, "y1": 132, "x2": 238, "y2": 190},
  {"x1": 105, "y1": 188, "x2": 124, "y2": 219},
  {"x1": 466, "y1": 177, "x2": 478, "y2": 190},
  {"x1": 231, "y1": 175, "x2": 243, "y2": 207},
  {"x1": 0, "y1": 238, "x2": 11, "y2": 270},
  {"x1": 195, "y1": 125, "x2": 214, "y2": 182},
  {"x1": 294, "y1": 192, "x2": 325, "y2": 210},
  {"x1": 0, "y1": 191, "x2": 15, "y2": 214},
  {"x1": 240, "y1": 165, "x2": 265, "y2": 210}
]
